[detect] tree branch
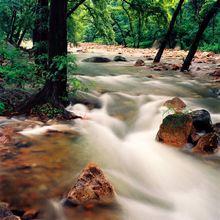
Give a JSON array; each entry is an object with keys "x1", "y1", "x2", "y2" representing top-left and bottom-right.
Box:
[{"x1": 67, "y1": 0, "x2": 86, "y2": 18}]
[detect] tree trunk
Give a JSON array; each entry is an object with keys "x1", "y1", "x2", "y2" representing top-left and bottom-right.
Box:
[
  {"x1": 122, "y1": 1, "x2": 135, "y2": 47},
  {"x1": 154, "y1": 0, "x2": 185, "y2": 63},
  {"x1": 181, "y1": 0, "x2": 220, "y2": 72},
  {"x1": 7, "y1": 10, "x2": 17, "y2": 43},
  {"x1": 16, "y1": 0, "x2": 79, "y2": 119},
  {"x1": 17, "y1": 28, "x2": 27, "y2": 47},
  {"x1": 112, "y1": 16, "x2": 127, "y2": 47},
  {"x1": 33, "y1": 0, "x2": 49, "y2": 67},
  {"x1": 137, "y1": 12, "x2": 142, "y2": 48}
]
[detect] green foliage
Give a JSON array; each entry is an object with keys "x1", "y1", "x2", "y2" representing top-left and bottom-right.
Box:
[
  {"x1": 0, "y1": 41, "x2": 41, "y2": 87},
  {"x1": 0, "y1": 101, "x2": 5, "y2": 114},
  {"x1": 66, "y1": 0, "x2": 220, "y2": 52},
  {"x1": 32, "y1": 103, "x2": 64, "y2": 119},
  {"x1": 70, "y1": 77, "x2": 90, "y2": 95}
]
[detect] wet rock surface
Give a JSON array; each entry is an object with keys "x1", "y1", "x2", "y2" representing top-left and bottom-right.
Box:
[
  {"x1": 0, "y1": 203, "x2": 21, "y2": 220},
  {"x1": 134, "y1": 59, "x2": 145, "y2": 66},
  {"x1": 82, "y1": 57, "x2": 111, "y2": 63},
  {"x1": 190, "y1": 110, "x2": 213, "y2": 133},
  {"x1": 157, "y1": 114, "x2": 193, "y2": 147},
  {"x1": 193, "y1": 133, "x2": 219, "y2": 154},
  {"x1": 65, "y1": 163, "x2": 115, "y2": 207},
  {"x1": 163, "y1": 97, "x2": 186, "y2": 113},
  {"x1": 113, "y1": 56, "x2": 127, "y2": 62},
  {"x1": 157, "y1": 98, "x2": 220, "y2": 155}
]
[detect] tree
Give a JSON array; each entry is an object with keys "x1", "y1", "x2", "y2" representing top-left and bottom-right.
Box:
[
  {"x1": 16, "y1": 0, "x2": 78, "y2": 119},
  {"x1": 33, "y1": 0, "x2": 49, "y2": 66},
  {"x1": 154, "y1": 0, "x2": 185, "y2": 63},
  {"x1": 181, "y1": 0, "x2": 220, "y2": 71}
]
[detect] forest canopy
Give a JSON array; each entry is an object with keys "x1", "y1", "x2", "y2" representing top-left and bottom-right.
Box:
[{"x1": 0, "y1": 0, "x2": 219, "y2": 52}]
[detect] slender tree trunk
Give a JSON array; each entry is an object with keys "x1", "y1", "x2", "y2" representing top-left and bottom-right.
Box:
[
  {"x1": 181, "y1": 0, "x2": 220, "y2": 72},
  {"x1": 7, "y1": 10, "x2": 17, "y2": 43},
  {"x1": 17, "y1": 28, "x2": 27, "y2": 47},
  {"x1": 122, "y1": 2, "x2": 135, "y2": 47},
  {"x1": 112, "y1": 16, "x2": 127, "y2": 46},
  {"x1": 7, "y1": 10, "x2": 17, "y2": 41},
  {"x1": 67, "y1": 0, "x2": 86, "y2": 18},
  {"x1": 154, "y1": 0, "x2": 185, "y2": 63},
  {"x1": 137, "y1": 12, "x2": 142, "y2": 48}
]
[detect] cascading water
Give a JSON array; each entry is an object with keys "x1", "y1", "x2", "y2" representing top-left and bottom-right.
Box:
[{"x1": 2, "y1": 52, "x2": 220, "y2": 220}]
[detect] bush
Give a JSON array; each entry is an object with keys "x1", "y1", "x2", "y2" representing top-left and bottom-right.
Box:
[
  {"x1": 200, "y1": 42, "x2": 220, "y2": 53},
  {"x1": 0, "y1": 41, "x2": 40, "y2": 88}
]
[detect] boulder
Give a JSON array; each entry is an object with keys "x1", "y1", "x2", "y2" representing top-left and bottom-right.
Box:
[
  {"x1": 163, "y1": 97, "x2": 186, "y2": 113},
  {"x1": 82, "y1": 57, "x2": 111, "y2": 63},
  {"x1": 113, "y1": 56, "x2": 127, "y2": 62},
  {"x1": 190, "y1": 110, "x2": 213, "y2": 133},
  {"x1": 134, "y1": 59, "x2": 145, "y2": 67},
  {"x1": 157, "y1": 114, "x2": 193, "y2": 147},
  {"x1": 193, "y1": 133, "x2": 219, "y2": 154},
  {"x1": 65, "y1": 163, "x2": 115, "y2": 207}
]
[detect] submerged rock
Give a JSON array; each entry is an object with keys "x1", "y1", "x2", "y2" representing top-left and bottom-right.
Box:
[
  {"x1": 65, "y1": 163, "x2": 115, "y2": 207},
  {"x1": 0, "y1": 203, "x2": 20, "y2": 220},
  {"x1": 69, "y1": 91, "x2": 102, "y2": 109},
  {"x1": 163, "y1": 97, "x2": 186, "y2": 113},
  {"x1": 157, "y1": 114, "x2": 193, "y2": 147},
  {"x1": 82, "y1": 57, "x2": 111, "y2": 63},
  {"x1": 190, "y1": 110, "x2": 213, "y2": 133},
  {"x1": 193, "y1": 133, "x2": 219, "y2": 154},
  {"x1": 134, "y1": 59, "x2": 145, "y2": 66},
  {"x1": 113, "y1": 56, "x2": 127, "y2": 62}
]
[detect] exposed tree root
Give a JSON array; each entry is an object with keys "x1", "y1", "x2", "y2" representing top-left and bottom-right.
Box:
[{"x1": 13, "y1": 89, "x2": 81, "y2": 120}]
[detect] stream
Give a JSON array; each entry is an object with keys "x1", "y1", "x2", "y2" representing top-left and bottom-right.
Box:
[{"x1": 1, "y1": 50, "x2": 220, "y2": 220}]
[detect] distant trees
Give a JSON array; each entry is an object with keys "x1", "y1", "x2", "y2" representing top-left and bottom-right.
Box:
[{"x1": 181, "y1": 0, "x2": 220, "y2": 71}]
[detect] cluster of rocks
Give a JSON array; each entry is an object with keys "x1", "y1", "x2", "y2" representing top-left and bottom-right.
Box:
[{"x1": 157, "y1": 97, "x2": 220, "y2": 154}]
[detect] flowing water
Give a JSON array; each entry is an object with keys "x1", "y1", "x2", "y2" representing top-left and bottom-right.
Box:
[{"x1": 1, "y1": 51, "x2": 220, "y2": 220}]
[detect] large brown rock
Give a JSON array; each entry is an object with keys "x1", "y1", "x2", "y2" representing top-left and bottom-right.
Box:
[
  {"x1": 65, "y1": 163, "x2": 115, "y2": 207},
  {"x1": 163, "y1": 97, "x2": 186, "y2": 113},
  {"x1": 193, "y1": 133, "x2": 219, "y2": 154},
  {"x1": 157, "y1": 114, "x2": 193, "y2": 147}
]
